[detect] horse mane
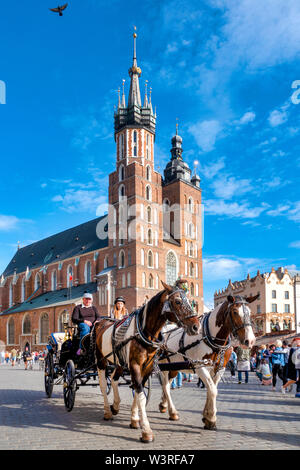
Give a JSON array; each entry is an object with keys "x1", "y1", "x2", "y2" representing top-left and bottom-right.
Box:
[
  {"x1": 145, "y1": 289, "x2": 165, "y2": 314},
  {"x1": 215, "y1": 300, "x2": 229, "y2": 327}
]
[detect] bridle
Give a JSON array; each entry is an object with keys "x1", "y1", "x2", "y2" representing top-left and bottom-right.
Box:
[
  {"x1": 161, "y1": 288, "x2": 199, "y2": 329},
  {"x1": 227, "y1": 298, "x2": 252, "y2": 339}
]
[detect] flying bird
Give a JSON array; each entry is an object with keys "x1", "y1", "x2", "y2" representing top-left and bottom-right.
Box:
[{"x1": 49, "y1": 3, "x2": 68, "y2": 16}]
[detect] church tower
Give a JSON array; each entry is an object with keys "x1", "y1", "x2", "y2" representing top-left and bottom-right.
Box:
[{"x1": 105, "y1": 29, "x2": 164, "y2": 311}]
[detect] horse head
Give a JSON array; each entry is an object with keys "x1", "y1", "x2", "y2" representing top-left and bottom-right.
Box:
[
  {"x1": 161, "y1": 280, "x2": 200, "y2": 336},
  {"x1": 216, "y1": 294, "x2": 258, "y2": 348}
]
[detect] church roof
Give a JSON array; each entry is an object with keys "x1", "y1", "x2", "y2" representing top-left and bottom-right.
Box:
[
  {"x1": 2, "y1": 215, "x2": 108, "y2": 277},
  {"x1": 0, "y1": 282, "x2": 98, "y2": 316}
]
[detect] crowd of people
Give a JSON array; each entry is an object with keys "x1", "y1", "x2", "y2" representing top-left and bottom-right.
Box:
[
  {"x1": 0, "y1": 348, "x2": 47, "y2": 370},
  {"x1": 227, "y1": 337, "x2": 300, "y2": 397}
]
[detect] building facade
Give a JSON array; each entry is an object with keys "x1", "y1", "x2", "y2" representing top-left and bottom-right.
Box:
[
  {"x1": 214, "y1": 267, "x2": 296, "y2": 336},
  {"x1": 0, "y1": 32, "x2": 203, "y2": 351}
]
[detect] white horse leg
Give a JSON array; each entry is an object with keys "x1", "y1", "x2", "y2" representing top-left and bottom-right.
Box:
[
  {"x1": 130, "y1": 392, "x2": 140, "y2": 429},
  {"x1": 164, "y1": 375, "x2": 179, "y2": 421},
  {"x1": 110, "y1": 368, "x2": 121, "y2": 415},
  {"x1": 198, "y1": 367, "x2": 218, "y2": 430},
  {"x1": 158, "y1": 371, "x2": 169, "y2": 413},
  {"x1": 98, "y1": 368, "x2": 113, "y2": 420},
  {"x1": 137, "y1": 391, "x2": 154, "y2": 443}
]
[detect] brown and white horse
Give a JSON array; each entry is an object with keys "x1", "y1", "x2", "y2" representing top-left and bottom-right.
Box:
[
  {"x1": 94, "y1": 281, "x2": 201, "y2": 443},
  {"x1": 158, "y1": 294, "x2": 258, "y2": 430}
]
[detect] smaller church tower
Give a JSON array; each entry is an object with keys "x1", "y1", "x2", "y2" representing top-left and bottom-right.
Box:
[{"x1": 162, "y1": 126, "x2": 203, "y2": 313}]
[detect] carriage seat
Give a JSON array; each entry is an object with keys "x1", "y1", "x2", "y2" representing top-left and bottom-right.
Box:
[{"x1": 50, "y1": 333, "x2": 66, "y2": 352}]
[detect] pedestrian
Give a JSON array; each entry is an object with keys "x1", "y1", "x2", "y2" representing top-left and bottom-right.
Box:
[
  {"x1": 197, "y1": 377, "x2": 205, "y2": 388},
  {"x1": 282, "y1": 340, "x2": 290, "y2": 388},
  {"x1": 270, "y1": 340, "x2": 285, "y2": 391},
  {"x1": 171, "y1": 372, "x2": 182, "y2": 389},
  {"x1": 282, "y1": 338, "x2": 300, "y2": 397},
  {"x1": 5, "y1": 351, "x2": 10, "y2": 364},
  {"x1": 250, "y1": 353, "x2": 257, "y2": 371},
  {"x1": 17, "y1": 350, "x2": 22, "y2": 367},
  {"x1": 236, "y1": 345, "x2": 251, "y2": 384},
  {"x1": 228, "y1": 349, "x2": 237, "y2": 377},
  {"x1": 10, "y1": 348, "x2": 17, "y2": 367},
  {"x1": 256, "y1": 358, "x2": 272, "y2": 385},
  {"x1": 23, "y1": 346, "x2": 31, "y2": 370},
  {"x1": 268, "y1": 344, "x2": 276, "y2": 372}
]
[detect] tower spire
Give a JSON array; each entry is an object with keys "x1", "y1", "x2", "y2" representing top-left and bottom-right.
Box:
[
  {"x1": 122, "y1": 79, "x2": 126, "y2": 107},
  {"x1": 143, "y1": 80, "x2": 149, "y2": 107},
  {"x1": 128, "y1": 26, "x2": 142, "y2": 107}
]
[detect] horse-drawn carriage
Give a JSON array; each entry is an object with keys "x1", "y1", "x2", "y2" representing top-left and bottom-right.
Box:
[
  {"x1": 44, "y1": 322, "x2": 151, "y2": 412},
  {"x1": 44, "y1": 281, "x2": 257, "y2": 443}
]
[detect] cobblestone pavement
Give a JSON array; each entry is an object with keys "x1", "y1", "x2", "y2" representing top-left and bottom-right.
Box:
[{"x1": 0, "y1": 364, "x2": 299, "y2": 451}]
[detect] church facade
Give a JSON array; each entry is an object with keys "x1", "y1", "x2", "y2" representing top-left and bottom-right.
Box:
[{"x1": 0, "y1": 32, "x2": 203, "y2": 352}]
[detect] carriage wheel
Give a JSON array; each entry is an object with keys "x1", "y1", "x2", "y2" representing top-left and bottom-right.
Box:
[
  {"x1": 63, "y1": 360, "x2": 76, "y2": 412},
  {"x1": 44, "y1": 353, "x2": 54, "y2": 398},
  {"x1": 131, "y1": 375, "x2": 152, "y2": 406}
]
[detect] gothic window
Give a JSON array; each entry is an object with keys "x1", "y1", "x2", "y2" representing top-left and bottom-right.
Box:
[
  {"x1": 142, "y1": 272, "x2": 146, "y2": 288},
  {"x1": 113, "y1": 253, "x2": 117, "y2": 266},
  {"x1": 147, "y1": 229, "x2": 153, "y2": 245},
  {"x1": 147, "y1": 206, "x2": 152, "y2": 223},
  {"x1": 190, "y1": 283, "x2": 195, "y2": 296},
  {"x1": 23, "y1": 314, "x2": 31, "y2": 335},
  {"x1": 122, "y1": 274, "x2": 126, "y2": 288},
  {"x1": 58, "y1": 310, "x2": 69, "y2": 331},
  {"x1": 9, "y1": 283, "x2": 13, "y2": 308},
  {"x1": 40, "y1": 313, "x2": 49, "y2": 344},
  {"x1": 189, "y1": 242, "x2": 194, "y2": 257},
  {"x1": 119, "y1": 250, "x2": 125, "y2": 268},
  {"x1": 190, "y1": 262, "x2": 194, "y2": 277},
  {"x1": 7, "y1": 317, "x2": 15, "y2": 345},
  {"x1": 119, "y1": 184, "x2": 125, "y2": 201},
  {"x1": 146, "y1": 165, "x2": 151, "y2": 181},
  {"x1": 67, "y1": 266, "x2": 73, "y2": 287},
  {"x1": 149, "y1": 274, "x2": 154, "y2": 288},
  {"x1": 85, "y1": 261, "x2": 91, "y2": 283},
  {"x1": 166, "y1": 251, "x2": 177, "y2": 286},
  {"x1": 146, "y1": 185, "x2": 151, "y2": 201},
  {"x1": 104, "y1": 255, "x2": 109, "y2": 269},
  {"x1": 51, "y1": 270, "x2": 57, "y2": 291},
  {"x1": 21, "y1": 277, "x2": 26, "y2": 302},
  {"x1": 127, "y1": 272, "x2": 131, "y2": 287},
  {"x1": 34, "y1": 273, "x2": 41, "y2": 291},
  {"x1": 119, "y1": 164, "x2": 125, "y2": 181},
  {"x1": 148, "y1": 250, "x2": 154, "y2": 268},
  {"x1": 133, "y1": 130, "x2": 137, "y2": 156},
  {"x1": 128, "y1": 250, "x2": 132, "y2": 266},
  {"x1": 188, "y1": 197, "x2": 194, "y2": 213}
]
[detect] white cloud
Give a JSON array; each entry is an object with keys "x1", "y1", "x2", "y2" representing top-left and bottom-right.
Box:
[
  {"x1": 235, "y1": 111, "x2": 256, "y2": 126},
  {"x1": 0, "y1": 215, "x2": 21, "y2": 231},
  {"x1": 198, "y1": 156, "x2": 226, "y2": 179},
  {"x1": 289, "y1": 241, "x2": 300, "y2": 248},
  {"x1": 188, "y1": 120, "x2": 223, "y2": 152},
  {"x1": 210, "y1": 175, "x2": 253, "y2": 200},
  {"x1": 51, "y1": 189, "x2": 107, "y2": 214},
  {"x1": 203, "y1": 199, "x2": 269, "y2": 219},
  {"x1": 268, "y1": 109, "x2": 288, "y2": 127}
]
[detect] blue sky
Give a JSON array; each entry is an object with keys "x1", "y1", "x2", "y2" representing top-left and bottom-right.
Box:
[{"x1": 0, "y1": 0, "x2": 300, "y2": 306}]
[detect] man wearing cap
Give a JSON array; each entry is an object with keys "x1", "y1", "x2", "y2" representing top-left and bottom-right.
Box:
[
  {"x1": 110, "y1": 296, "x2": 128, "y2": 320},
  {"x1": 72, "y1": 293, "x2": 101, "y2": 355}
]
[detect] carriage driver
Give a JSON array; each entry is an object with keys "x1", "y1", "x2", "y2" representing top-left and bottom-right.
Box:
[
  {"x1": 110, "y1": 296, "x2": 128, "y2": 320},
  {"x1": 71, "y1": 293, "x2": 101, "y2": 355}
]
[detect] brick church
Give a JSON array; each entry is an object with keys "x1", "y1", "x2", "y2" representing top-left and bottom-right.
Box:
[{"x1": 0, "y1": 32, "x2": 203, "y2": 352}]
